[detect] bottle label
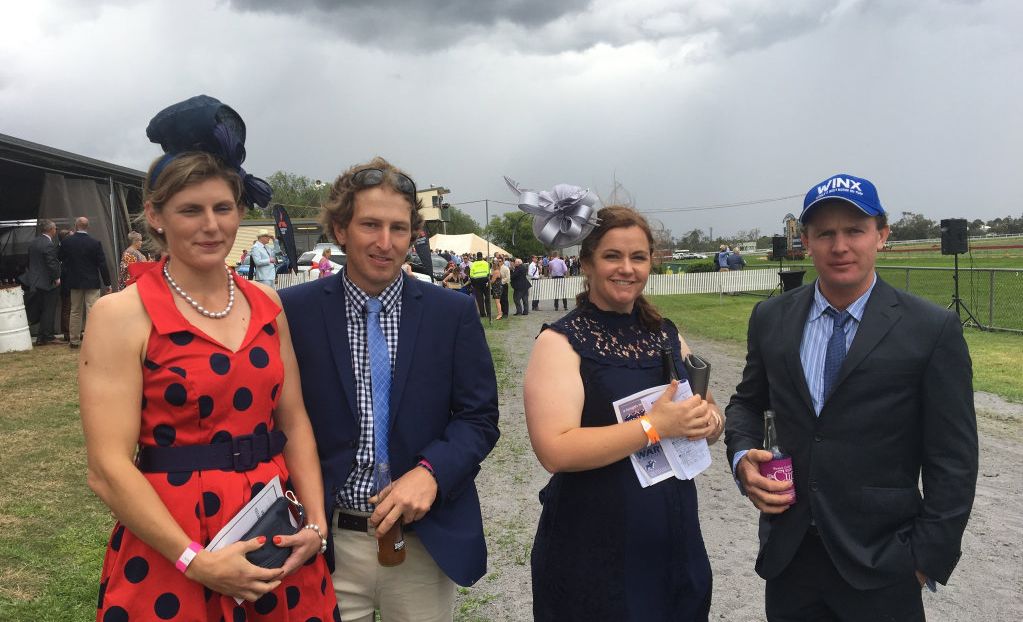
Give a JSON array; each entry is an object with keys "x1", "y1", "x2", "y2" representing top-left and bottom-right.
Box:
[{"x1": 758, "y1": 456, "x2": 796, "y2": 504}]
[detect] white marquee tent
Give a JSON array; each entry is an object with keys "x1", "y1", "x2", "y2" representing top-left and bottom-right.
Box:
[{"x1": 429, "y1": 233, "x2": 510, "y2": 258}]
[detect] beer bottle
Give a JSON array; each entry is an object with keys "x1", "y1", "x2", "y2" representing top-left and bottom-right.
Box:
[
  {"x1": 758, "y1": 410, "x2": 796, "y2": 504},
  {"x1": 373, "y1": 463, "x2": 406, "y2": 566},
  {"x1": 661, "y1": 348, "x2": 679, "y2": 383}
]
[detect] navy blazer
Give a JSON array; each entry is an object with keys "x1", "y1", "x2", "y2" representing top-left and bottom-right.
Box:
[
  {"x1": 280, "y1": 273, "x2": 500, "y2": 587},
  {"x1": 725, "y1": 277, "x2": 977, "y2": 589},
  {"x1": 59, "y1": 232, "x2": 111, "y2": 289}
]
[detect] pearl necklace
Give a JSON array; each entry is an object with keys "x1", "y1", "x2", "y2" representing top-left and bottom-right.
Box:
[{"x1": 163, "y1": 261, "x2": 235, "y2": 319}]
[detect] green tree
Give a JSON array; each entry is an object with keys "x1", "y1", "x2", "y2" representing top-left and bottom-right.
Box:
[
  {"x1": 889, "y1": 212, "x2": 939, "y2": 241},
  {"x1": 265, "y1": 171, "x2": 330, "y2": 218},
  {"x1": 484, "y1": 212, "x2": 545, "y2": 259},
  {"x1": 434, "y1": 206, "x2": 483, "y2": 236},
  {"x1": 676, "y1": 228, "x2": 706, "y2": 251}
]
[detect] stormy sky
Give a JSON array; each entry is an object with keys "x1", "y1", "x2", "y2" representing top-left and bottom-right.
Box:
[{"x1": 2, "y1": 0, "x2": 1020, "y2": 239}]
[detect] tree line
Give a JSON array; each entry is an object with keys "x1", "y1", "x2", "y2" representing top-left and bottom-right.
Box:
[{"x1": 258, "y1": 171, "x2": 1023, "y2": 257}]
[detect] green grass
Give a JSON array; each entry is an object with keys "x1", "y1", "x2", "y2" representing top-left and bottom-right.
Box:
[
  {"x1": 652, "y1": 292, "x2": 1023, "y2": 403},
  {"x1": 0, "y1": 346, "x2": 110, "y2": 622}
]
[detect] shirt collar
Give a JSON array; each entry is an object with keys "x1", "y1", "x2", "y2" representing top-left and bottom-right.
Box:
[
  {"x1": 811, "y1": 273, "x2": 877, "y2": 323},
  {"x1": 341, "y1": 267, "x2": 403, "y2": 315}
]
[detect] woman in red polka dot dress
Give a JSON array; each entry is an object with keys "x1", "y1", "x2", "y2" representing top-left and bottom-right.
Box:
[{"x1": 79, "y1": 96, "x2": 340, "y2": 622}]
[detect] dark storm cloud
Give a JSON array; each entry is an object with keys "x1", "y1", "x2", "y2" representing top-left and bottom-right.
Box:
[
  {"x1": 232, "y1": 0, "x2": 592, "y2": 27},
  {"x1": 228, "y1": 0, "x2": 594, "y2": 50},
  {"x1": 222, "y1": 0, "x2": 865, "y2": 59}
]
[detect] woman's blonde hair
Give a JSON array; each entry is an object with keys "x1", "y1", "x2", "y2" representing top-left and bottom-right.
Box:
[{"x1": 141, "y1": 152, "x2": 243, "y2": 250}]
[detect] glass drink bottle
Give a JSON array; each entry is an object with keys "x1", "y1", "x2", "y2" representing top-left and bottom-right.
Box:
[
  {"x1": 374, "y1": 463, "x2": 406, "y2": 566},
  {"x1": 758, "y1": 410, "x2": 795, "y2": 504}
]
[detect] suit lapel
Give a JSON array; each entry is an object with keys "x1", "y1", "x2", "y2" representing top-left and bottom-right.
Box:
[
  {"x1": 389, "y1": 275, "x2": 423, "y2": 429},
  {"x1": 781, "y1": 286, "x2": 816, "y2": 416},
  {"x1": 828, "y1": 277, "x2": 901, "y2": 400},
  {"x1": 323, "y1": 276, "x2": 359, "y2": 419}
]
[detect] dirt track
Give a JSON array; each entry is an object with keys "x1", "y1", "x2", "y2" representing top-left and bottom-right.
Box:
[{"x1": 455, "y1": 309, "x2": 1023, "y2": 621}]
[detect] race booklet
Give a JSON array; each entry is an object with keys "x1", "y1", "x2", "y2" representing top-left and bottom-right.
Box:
[{"x1": 612, "y1": 381, "x2": 713, "y2": 488}]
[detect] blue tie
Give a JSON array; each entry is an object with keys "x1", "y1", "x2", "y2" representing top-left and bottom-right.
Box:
[
  {"x1": 822, "y1": 307, "x2": 851, "y2": 402},
  {"x1": 366, "y1": 298, "x2": 391, "y2": 467}
]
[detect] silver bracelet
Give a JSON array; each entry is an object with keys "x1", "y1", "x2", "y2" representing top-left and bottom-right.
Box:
[{"x1": 303, "y1": 523, "x2": 328, "y2": 555}]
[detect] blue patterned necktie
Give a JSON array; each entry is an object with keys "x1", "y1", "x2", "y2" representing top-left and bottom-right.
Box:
[
  {"x1": 366, "y1": 298, "x2": 391, "y2": 467},
  {"x1": 822, "y1": 307, "x2": 851, "y2": 402}
]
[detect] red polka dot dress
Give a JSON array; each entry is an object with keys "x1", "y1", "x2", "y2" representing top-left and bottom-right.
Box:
[{"x1": 96, "y1": 261, "x2": 340, "y2": 622}]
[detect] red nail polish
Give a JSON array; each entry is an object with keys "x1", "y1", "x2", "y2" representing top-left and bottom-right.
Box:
[
  {"x1": 273, "y1": 536, "x2": 282, "y2": 546},
  {"x1": 257, "y1": 536, "x2": 266, "y2": 545}
]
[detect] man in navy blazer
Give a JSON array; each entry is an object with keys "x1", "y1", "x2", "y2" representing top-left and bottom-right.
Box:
[
  {"x1": 725, "y1": 174, "x2": 977, "y2": 621},
  {"x1": 59, "y1": 216, "x2": 111, "y2": 348},
  {"x1": 281, "y1": 157, "x2": 499, "y2": 622}
]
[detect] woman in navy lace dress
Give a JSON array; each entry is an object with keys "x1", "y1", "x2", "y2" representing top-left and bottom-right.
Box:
[{"x1": 524, "y1": 205, "x2": 724, "y2": 621}]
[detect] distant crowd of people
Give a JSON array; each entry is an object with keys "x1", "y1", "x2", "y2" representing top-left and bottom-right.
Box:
[{"x1": 428, "y1": 249, "x2": 583, "y2": 318}]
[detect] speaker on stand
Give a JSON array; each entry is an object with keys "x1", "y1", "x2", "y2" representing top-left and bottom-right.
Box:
[
  {"x1": 768, "y1": 236, "x2": 787, "y2": 297},
  {"x1": 940, "y1": 218, "x2": 983, "y2": 329}
]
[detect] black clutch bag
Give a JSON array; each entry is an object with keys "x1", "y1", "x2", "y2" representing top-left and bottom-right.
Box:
[
  {"x1": 243, "y1": 494, "x2": 303, "y2": 568},
  {"x1": 683, "y1": 353, "x2": 711, "y2": 398}
]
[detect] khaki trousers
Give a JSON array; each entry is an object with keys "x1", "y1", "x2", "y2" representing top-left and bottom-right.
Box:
[
  {"x1": 69, "y1": 288, "x2": 100, "y2": 345},
  {"x1": 331, "y1": 513, "x2": 455, "y2": 622}
]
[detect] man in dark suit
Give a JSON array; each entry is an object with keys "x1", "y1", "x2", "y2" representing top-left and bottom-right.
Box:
[
  {"x1": 280, "y1": 157, "x2": 500, "y2": 622},
  {"x1": 725, "y1": 173, "x2": 977, "y2": 621},
  {"x1": 23, "y1": 219, "x2": 62, "y2": 345},
  {"x1": 510, "y1": 257, "x2": 530, "y2": 315},
  {"x1": 59, "y1": 216, "x2": 111, "y2": 348}
]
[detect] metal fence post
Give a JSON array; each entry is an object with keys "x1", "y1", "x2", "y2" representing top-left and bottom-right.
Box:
[{"x1": 988, "y1": 270, "x2": 995, "y2": 327}]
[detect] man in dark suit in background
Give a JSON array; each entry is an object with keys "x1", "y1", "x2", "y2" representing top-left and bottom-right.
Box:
[
  {"x1": 510, "y1": 257, "x2": 531, "y2": 315},
  {"x1": 281, "y1": 157, "x2": 500, "y2": 621},
  {"x1": 59, "y1": 216, "x2": 111, "y2": 349},
  {"x1": 23, "y1": 219, "x2": 61, "y2": 345},
  {"x1": 725, "y1": 173, "x2": 977, "y2": 621}
]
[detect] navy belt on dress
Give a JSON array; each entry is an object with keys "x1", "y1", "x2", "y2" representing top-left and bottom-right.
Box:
[{"x1": 136, "y1": 430, "x2": 287, "y2": 473}]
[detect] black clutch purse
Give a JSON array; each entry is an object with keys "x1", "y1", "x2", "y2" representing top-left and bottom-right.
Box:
[{"x1": 243, "y1": 493, "x2": 303, "y2": 568}]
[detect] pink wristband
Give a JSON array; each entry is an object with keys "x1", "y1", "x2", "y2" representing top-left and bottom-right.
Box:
[
  {"x1": 417, "y1": 458, "x2": 435, "y2": 477},
  {"x1": 174, "y1": 541, "x2": 202, "y2": 573}
]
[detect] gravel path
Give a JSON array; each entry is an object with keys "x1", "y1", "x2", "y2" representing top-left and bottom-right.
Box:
[{"x1": 456, "y1": 309, "x2": 1023, "y2": 621}]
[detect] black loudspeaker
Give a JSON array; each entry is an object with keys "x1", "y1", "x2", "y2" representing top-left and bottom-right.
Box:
[
  {"x1": 940, "y1": 219, "x2": 968, "y2": 255},
  {"x1": 771, "y1": 236, "x2": 787, "y2": 259}
]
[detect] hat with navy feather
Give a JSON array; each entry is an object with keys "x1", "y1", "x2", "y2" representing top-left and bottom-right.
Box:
[{"x1": 145, "y1": 94, "x2": 272, "y2": 208}]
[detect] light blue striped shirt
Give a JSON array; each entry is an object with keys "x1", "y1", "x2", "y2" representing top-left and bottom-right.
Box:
[
  {"x1": 800, "y1": 275, "x2": 877, "y2": 415},
  {"x1": 731, "y1": 274, "x2": 877, "y2": 474}
]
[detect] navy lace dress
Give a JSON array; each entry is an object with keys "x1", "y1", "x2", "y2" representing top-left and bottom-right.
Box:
[{"x1": 531, "y1": 304, "x2": 712, "y2": 621}]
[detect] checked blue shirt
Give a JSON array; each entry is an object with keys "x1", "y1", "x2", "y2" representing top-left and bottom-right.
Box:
[{"x1": 338, "y1": 268, "x2": 402, "y2": 512}]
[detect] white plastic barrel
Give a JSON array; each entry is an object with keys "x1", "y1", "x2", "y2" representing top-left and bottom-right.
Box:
[{"x1": 0, "y1": 287, "x2": 33, "y2": 353}]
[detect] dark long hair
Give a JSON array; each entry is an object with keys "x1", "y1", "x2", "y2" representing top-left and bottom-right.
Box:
[{"x1": 576, "y1": 205, "x2": 663, "y2": 331}]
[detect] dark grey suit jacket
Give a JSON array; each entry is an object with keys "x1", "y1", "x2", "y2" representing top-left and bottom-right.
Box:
[
  {"x1": 725, "y1": 277, "x2": 977, "y2": 589},
  {"x1": 24, "y1": 234, "x2": 60, "y2": 291}
]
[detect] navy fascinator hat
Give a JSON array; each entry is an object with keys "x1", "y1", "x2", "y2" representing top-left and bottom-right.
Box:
[{"x1": 145, "y1": 95, "x2": 272, "y2": 208}]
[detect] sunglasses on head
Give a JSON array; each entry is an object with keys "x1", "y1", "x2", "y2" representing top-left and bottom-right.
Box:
[{"x1": 352, "y1": 167, "x2": 417, "y2": 199}]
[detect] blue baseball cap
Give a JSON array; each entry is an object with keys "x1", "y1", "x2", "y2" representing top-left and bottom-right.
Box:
[{"x1": 799, "y1": 173, "x2": 885, "y2": 224}]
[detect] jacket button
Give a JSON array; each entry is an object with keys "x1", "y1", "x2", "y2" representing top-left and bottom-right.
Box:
[{"x1": 814, "y1": 434, "x2": 823, "y2": 442}]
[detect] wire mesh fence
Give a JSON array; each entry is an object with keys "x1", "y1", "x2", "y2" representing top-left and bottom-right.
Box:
[{"x1": 790, "y1": 265, "x2": 1023, "y2": 334}]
